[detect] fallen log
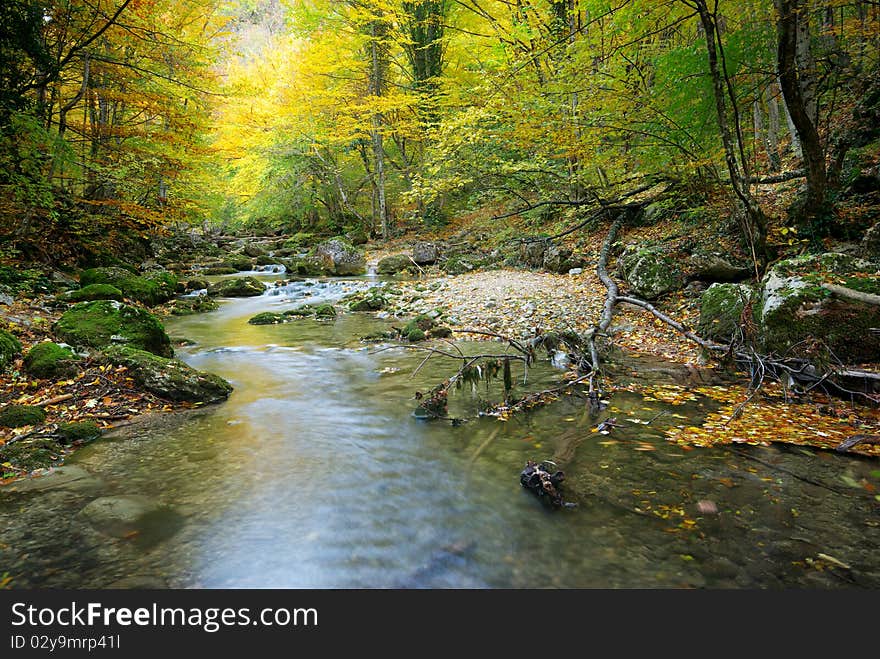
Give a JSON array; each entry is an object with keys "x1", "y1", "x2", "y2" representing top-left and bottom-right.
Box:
[{"x1": 835, "y1": 434, "x2": 880, "y2": 453}]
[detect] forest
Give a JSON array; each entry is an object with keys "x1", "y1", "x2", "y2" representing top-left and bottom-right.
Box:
[{"x1": 1, "y1": 0, "x2": 880, "y2": 589}]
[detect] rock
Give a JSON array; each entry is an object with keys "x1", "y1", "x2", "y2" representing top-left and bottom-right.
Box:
[
  {"x1": 0, "y1": 292, "x2": 13, "y2": 305},
  {"x1": 23, "y1": 342, "x2": 78, "y2": 378},
  {"x1": 3, "y1": 465, "x2": 101, "y2": 493},
  {"x1": 0, "y1": 328, "x2": 21, "y2": 370},
  {"x1": 185, "y1": 278, "x2": 209, "y2": 292},
  {"x1": 698, "y1": 283, "x2": 753, "y2": 342},
  {"x1": 79, "y1": 267, "x2": 178, "y2": 306},
  {"x1": 79, "y1": 495, "x2": 165, "y2": 538},
  {"x1": 849, "y1": 167, "x2": 880, "y2": 194},
  {"x1": 520, "y1": 241, "x2": 547, "y2": 268},
  {"x1": 207, "y1": 277, "x2": 266, "y2": 297},
  {"x1": 756, "y1": 253, "x2": 880, "y2": 361},
  {"x1": 0, "y1": 404, "x2": 46, "y2": 428},
  {"x1": 619, "y1": 245, "x2": 685, "y2": 299},
  {"x1": 442, "y1": 256, "x2": 474, "y2": 275},
  {"x1": 202, "y1": 266, "x2": 238, "y2": 276},
  {"x1": 687, "y1": 250, "x2": 752, "y2": 282},
  {"x1": 55, "y1": 421, "x2": 101, "y2": 444},
  {"x1": 542, "y1": 245, "x2": 582, "y2": 274},
  {"x1": 55, "y1": 300, "x2": 173, "y2": 357},
  {"x1": 412, "y1": 242, "x2": 439, "y2": 265},
  {"x1": 348, "y1": 289, "x2": 387, "y2": 311},
  {"x1": 861, "y1": 222, "x2": 880, "y2": 259},
  {"x1": 61, "y1": 283, "x2": 124, "y2": 303},
  {"x1": 568, "y1": 268, "x2": 583, "y2": 275},
  {"x1": 377, "y1": 254, "x2": 412, "y2": 275},
  {"x1": 170, "y1": 296, "x2": 219, "y2": 315},
  {"x1": 310, "y1": 238, "x2": 366, "y2": 276},
  {"x1": 0, "y1": 437, "x2": 58, "y2": 471},
  {"x1": 101, "y1": 345, "x2": 232, "y2": 403},
  {"x1": 228, "y1": 255, "x2": 254, "y2": 271},
  {"x1": 243, "y1": 243, "x2": 266, "y2": 257}
]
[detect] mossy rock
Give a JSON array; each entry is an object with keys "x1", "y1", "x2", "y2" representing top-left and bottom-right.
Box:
[
  {"x1": 254, "y1": 255, "x2": 279, "y2": 266},
  {"x1": 23, "y1": 342, "x2": 78, "y2": 378},
  {"x1": 0, "y1": 437, "x2": 61, "y2": 471},
  {"x1": 402, "y1": 314, "x2": 444, "y2": 341},
  {"x1": 428, "y1": 326, "x2": 453, "y2": 339},
  {"x1": 207, "y1": 277, "x2": 265, "y2": 297},
  {"x1": 313, "y1": 304, "x2": 337, "y2": 318},
  {"x1": 228, "y1": 255, "x2": 254, "y2": 271},
  {"x1": 62, "y1": 284, "x2": 124, "y2": 303},
  {"x1": 79, "y1": 267, "x2": 178, "y2": 306},
  {"x1": 756, "y1": 256, "x2": 880, "y2": 361},
  {"x1": 377, "y1": 254, "x2": 412, "y2": 275},
  {"x1": 100, "y1": 345, "x2": 232, "y2": 404},
  {"x1": 405, "y1": 328, "x2": 426, "y2": 342},
  {"x1": 203, "y1": 266, "x2": 238, "y2": 276},
  {"x1": 309, "y1": 238, "x2": 366, "y2": 276},
  {"x1": 442, "y1": 255, "x2": 474, "y2": 275},
  {"x1": 248, "y1": 312, "x2": 286, "y2": 325},
  {"x1": 698, "y1": 284, "x2": 753, "y2": 342},
  {"x1": 0, "y1": 404, "x2": 46, "y2": 428},
  {"x1": 54, "y1": 300, "x2": 173, "y2": 357},
  {"x1": 619, "y1": 245, "x2": 685, "y2": 299},
  {"x1": 170, "y1": 297, "x2": 220, "y2": 316},
  {"x1": 243, "y1": 244, "x2": 266, "y2": 257},
  {"x1": 0, "y1": 328, "x2": 22, "y2": 370},
  {"x1": 56, "y1": 421, "x2": 101, "y2": 445},
  {"x1": 348, "y1": 289, "x2": 387, "y2": 311},
  {"x1": 185, "y1": 278, "x2": 209, "y2": 292}
]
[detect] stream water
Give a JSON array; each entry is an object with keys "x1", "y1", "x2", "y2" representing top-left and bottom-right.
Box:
[{"x1": 2, "y1": 273, "x2": 879, "y2": 588}]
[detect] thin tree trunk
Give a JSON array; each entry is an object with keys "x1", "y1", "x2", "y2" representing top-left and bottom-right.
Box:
[
  {"x1": 369, "y1": 22, "x2": 388, "y2": 240},
  {"x1": 764, "y1": 83, "x2": 781, "y2": 171}
]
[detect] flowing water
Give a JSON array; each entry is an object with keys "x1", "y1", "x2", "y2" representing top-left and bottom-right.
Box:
[{"x1": 2, "y1": 273, "x2": 879, "y2": 589}]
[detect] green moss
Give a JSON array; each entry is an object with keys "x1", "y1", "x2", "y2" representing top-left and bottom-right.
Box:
[
  {"x1": 56, "y1": 421, "x2": 101, "y2": 445},
  {"x1": 428, "y1": 326, "x2": 453, "y2": 338},
  {"x1": 207, "y1": 277, "x2": 265, "y2": 297},
  {"x1": 228, "y1": 255, "x2": 254, "y2": 271},
  {"x1": 348, "y1": 289, "x2": 387, "y2": 311},
  {"x1": 203, "y1": 266, "x2": 237, "y2": 275},
  {"x1": 442, "y1": 256, "x2": 474, "y2": 275},
  {"x1": 54, "y1": 300, "x2": 173, "y2": 357},
  {"x1": 248, "y1": 312, "x2": 285, "y2": 325},
  {"x1": 23, "y1": 342, "x2": 78, "y2": 378},
  {"x1": 698, "y1": 284, "x2": 753, "y2": 342},
  {"x1": 79, "y1": 267, "x2": 177, "y2": 306},
  {"x1": 377, "y1": 254, "x2": 412, "y2": 274},
  {"x1": 0, "y1": 438, "x2": 60, "y2": 471},
  {"x1": 0, "y1": 404, "x2": 46, "y2": 428},
  {"x1": 313, "y1": 304, "x2": 336, "y2": 318},
  {"x1": 0, "y1": 328, "x2": 22, "y2": 370},
  {"x1": 62, "y1": 284, "x2": 124, "y2": 302},
  {"x1": 170, "y1": 297, "x2": 219, "y2": 316},
  {"x1": 405, "y1": 328, "x2": 426, "y2": 342}
]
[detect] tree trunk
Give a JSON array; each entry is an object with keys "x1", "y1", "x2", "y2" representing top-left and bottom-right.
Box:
[
  {"x1": 369, "y1": 21, "x2": 389, "y2": 240},
  {"x1": 764, "y1": 83, "x2": 782, "y2": 171},
  {"x1": 775, "y1": 0, "x2": 828, "y2": 221}
]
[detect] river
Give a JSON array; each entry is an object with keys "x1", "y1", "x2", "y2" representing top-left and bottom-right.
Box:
[{"x1": 2, "y1": 272, "x2": 879, "y2": 588}]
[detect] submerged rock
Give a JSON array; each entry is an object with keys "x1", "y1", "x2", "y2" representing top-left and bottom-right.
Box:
[
  {"x1": 170, "y1": 296, "x2": 219, "y2": 315},
  {"x1": 100, "y1": 345, "x2": 232, "y2": 404},
  {"x1": 23, "y1": 342, "x2": 78, "y2": 378},
  {"x1": 79, "y1": 495, "x2": 162, "y2": 537},
  {"x1": 54, "y1": 300, "x2": 173, "y2": 357},
  {"x1": 207, "y1": 277, "x2": 265, "y2": 297}
]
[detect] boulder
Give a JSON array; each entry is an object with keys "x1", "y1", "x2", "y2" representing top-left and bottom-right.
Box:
[
  {"x1": 207, "y1": 277, "x2": 265, "y2": 297},
  {"x1": 377, "y1": 254, "x2": 412, "y2": 275},
  {"x1": 54, "y1": 300, "x2": 173, "y2": 357},
  {"x1": 228, "y1": 255, "x2": 254, "y2": 271},
  {"x1": 619, "y1": 245, "x2": 685, "y2": 299},
  {"x1": 0, "y1": 404, "x2": 46, "y2": 428},
  {"x1": 170, "y1": 296, "x2": 219, "y2": 315},
  {"x1": 543, "y1": 245, "x2": 583, "y2": 274},
  {"x1": 441, "y1": 256, "x2": 474, "y2": 275},
  {"x1": 79, "y1": 267, "x2": 177, "y2": 306},
  {"x1": 243, "y1": 243, "x2": 266, "y2": 257},
  {"x1": 23, "y1": 342, "x2": 78, "y2": 378},
  {"x1": 100, "y1": 345, "x2": 232, "y2": 404},
  {"x1": 79, "y1": 267, "x2": 178, "y2": 306},
  {"x1": 687, "y1": 251, "x2": 752, "y2": 282},
  {"x1": 61, "y1": 283, "x2": 124, "y2": 302},
  {"x1": 0, "y1": 328, "x2": 21, "y2": 370},
  {"x1": 756, "y1": 253, "x2": 880, "y2": 361},
  {"x1": 311, "y1": 239, "x2": 366, "y2": 276},
  {"x1": 520, "y1": 241, "x2": 547, "y2": 268},
  {"x1": 698, "y1": 283, "x2": 753, "y2": 342},
  {"x1": 861, "y1": 222, "x2": 880, "y2": 259},
  {"x1": 412, "y1": 242, "x2": 439, "y2": 265},
  {"x1": 55, "y1": 421, "x2": 101, "y2": 445}
]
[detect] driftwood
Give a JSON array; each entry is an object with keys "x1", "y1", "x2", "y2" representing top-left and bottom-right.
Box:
[
  {"x1": 821, "y1": 283, "x2": 880, "y2": 307},
  {"x1": 520, "y1": 460, "x2": 572, "y2": 508},
  {"x1": 835, "y1": 434, "x2": 880, "y2": 453}
]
